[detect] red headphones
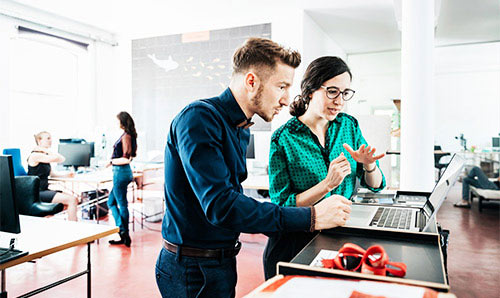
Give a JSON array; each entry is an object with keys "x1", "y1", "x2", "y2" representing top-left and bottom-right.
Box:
[{"x1": 321, "y1": 243, "x2": 407, "y2": 278}]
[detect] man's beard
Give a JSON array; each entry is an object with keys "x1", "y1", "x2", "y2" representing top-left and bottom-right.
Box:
[{"x1": 251, "y1": 85, "x2": 272, "y2": 122}]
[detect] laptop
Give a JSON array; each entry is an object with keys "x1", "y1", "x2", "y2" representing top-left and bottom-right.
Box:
[{"x1": 345, "y1": 154, "x2": 464, "y2": 233}]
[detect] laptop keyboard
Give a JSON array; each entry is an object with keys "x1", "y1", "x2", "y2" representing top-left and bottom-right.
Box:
[{"x1": 370, "y1": 207, "x2": 412, "y2": 229}]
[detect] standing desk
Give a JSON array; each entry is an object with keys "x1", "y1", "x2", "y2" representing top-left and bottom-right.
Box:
[{"x1": 0, "y1": 216, "x2": 118, "y2": 298}]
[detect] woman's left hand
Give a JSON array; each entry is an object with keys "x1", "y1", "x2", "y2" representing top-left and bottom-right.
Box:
[{"x1": 343, "y1": 143, "x2": 385, "y2": 165}]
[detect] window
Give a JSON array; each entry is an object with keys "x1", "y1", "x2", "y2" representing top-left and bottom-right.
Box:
[{"x1": 9, "y1": 32, "x2": 91, "y2": 158}]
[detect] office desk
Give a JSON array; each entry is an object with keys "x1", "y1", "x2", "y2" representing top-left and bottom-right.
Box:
[
  {"x1": 0, "y1": 216, "x2": 117, "y2": 298},
  {"x1": 242, "y1": 174, "x2": 269, "y2": 190},
  {"x1": 245, "y1": 275, "x2": 456, "y2": 298},
  {"x1": 49, "y1": 171, "x2": 143, "y2": 229}
]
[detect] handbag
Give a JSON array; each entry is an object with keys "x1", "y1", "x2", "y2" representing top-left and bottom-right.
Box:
[{"x1": 81, "y1": 189, "x2": 109, "y2": 219}]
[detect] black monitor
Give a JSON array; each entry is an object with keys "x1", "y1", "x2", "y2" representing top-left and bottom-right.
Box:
[
  {"x1": 493, "y1": 137, "x2": 500, "y2": 148},
  {"x1": 59, "y1": 139, "x2": 94, "y2": 157},
  {"x1": 0, "y1": 155, "x2": 21, "y2": 234},
  {"x1": 58, "y1": 143, "x2": 91, "y2": 170},
  {"x1": 246, "y1": 134, "x2": 255, "y2": 159}
]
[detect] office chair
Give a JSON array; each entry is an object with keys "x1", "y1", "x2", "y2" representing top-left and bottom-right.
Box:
[
  {"x1": 434, "y1": 145, "x2": 450, "y2": 180},
  {"x1": 14, "y1": 176, "x2": 64, "y2": 217},
  {"x1": 2, "y1": 148, "x2": 27, "y2": 176}
]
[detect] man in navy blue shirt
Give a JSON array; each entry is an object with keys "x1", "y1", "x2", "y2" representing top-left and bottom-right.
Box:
[{"x1": 155, "y1": 38, "x2": 352, "y2": 298}]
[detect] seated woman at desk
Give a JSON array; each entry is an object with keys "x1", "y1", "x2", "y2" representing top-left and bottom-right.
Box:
[
  {"x1": 27, "y1": 131, "x2": 79, "y2": 221},
  {"x1": 263, "y1": 56, "x2": 386, "y2": 279},
  {"x1": 107, "y1": 111, "x2": 137, "y2": 247}
]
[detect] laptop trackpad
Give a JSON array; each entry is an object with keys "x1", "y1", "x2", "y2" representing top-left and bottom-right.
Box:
[{"x1": 346, "y1": 205, "x2": 377, "y2": 226}]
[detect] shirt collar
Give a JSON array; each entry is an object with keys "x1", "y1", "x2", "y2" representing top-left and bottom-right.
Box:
[
  {"x1": 289, "y1": 114, "x2": 343, "y2": 133},
  {"x1": 218, "y1": 88, "x2": 254, "y2": 128}
]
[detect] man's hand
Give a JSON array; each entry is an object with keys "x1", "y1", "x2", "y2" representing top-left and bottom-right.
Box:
[
  {"x1": 313, "y1": 195, "x2": 352, "y2": 230},
  {"x1": 343, "y1": 143, "x2": 385, "y2": 166},
  {"x1": 323, "y1": 153, "x2": 351, "y2": 192}
]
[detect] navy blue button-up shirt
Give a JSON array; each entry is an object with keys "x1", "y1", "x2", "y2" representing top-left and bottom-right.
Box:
[{"x1": 162, "y1": 88, "x2": 312, "y2": 249}]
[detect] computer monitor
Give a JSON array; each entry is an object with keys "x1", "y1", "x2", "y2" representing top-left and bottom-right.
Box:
[
  {"x1": 58, "y1": 143, "x2": 91, "y2": 170},
  {"x1": 0, "y1": 155, "x2": 21, "y2": 234},
  {"x1": 59, "y1": 139, "x2": 94, "y2": 157},
  {"x1": 493, "y1": 137, "x2": 500, "y2": 148},
  {"x1": 246, "y1": 134, "x2": 255, "y2": 159}
]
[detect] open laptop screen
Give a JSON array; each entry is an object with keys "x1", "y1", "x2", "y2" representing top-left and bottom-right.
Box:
[{"x1": 423, "y1": 154, "x2": 465, "y2": 220}]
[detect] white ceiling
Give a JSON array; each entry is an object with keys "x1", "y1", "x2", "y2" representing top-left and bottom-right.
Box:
[
  {"x1": 306, "y1": 0, "x2": 500, "y2": 53},
  {"x1": 6, "y1": 0, "x2": 500, "y2": 54}
]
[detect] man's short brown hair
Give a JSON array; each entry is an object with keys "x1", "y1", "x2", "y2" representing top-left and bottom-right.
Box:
[{"x1": 232, "y1": 38, "x2": 301, "y2": 78}]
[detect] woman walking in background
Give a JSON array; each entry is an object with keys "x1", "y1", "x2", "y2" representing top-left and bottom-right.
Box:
[{"x1": 107, "y1": 111, "x2": 137, "y2": 247}]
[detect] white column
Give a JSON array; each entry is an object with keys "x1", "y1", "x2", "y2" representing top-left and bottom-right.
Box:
[
  {"x1": 0, "y1": 17, "x2": 14, "y2": 148},
  {"x1": 400, "y1": 0, "x2": 435, "y2": 191}
]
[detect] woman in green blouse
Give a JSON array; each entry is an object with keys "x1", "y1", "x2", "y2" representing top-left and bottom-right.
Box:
[{"x1": 263, "y1": 56, "x2": 386, "y2": 279}]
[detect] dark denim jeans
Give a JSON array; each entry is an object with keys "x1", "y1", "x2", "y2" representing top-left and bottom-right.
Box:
[
  {"x1": 155, "y1": 247, "x2": 237, "y2": 298},
  {"x1": 463, "y1": 166, "x2": 499, "y2": 201},
  {"x1": 107, "y1": 164, "x2": 133, "y2": 233}
]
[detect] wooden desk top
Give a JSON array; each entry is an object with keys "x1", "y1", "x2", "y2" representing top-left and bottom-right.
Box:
[
  {"x1": 0, "y1": 216, "x2": 118, "y2": 270},
  {"x1": 244, "y1": 275, "x2": 456, "y2": 298}
]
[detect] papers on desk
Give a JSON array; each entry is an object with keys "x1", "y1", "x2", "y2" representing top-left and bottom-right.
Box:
[
  {"x1": 268, "y1": 276, "x2": 429, "y2": 298},
  {"x1": 309, "y1": 249, "x2": 338, "y2": 267},
  {"x1": 353, "y1": 188, "x2": 397, "y2": 204}
]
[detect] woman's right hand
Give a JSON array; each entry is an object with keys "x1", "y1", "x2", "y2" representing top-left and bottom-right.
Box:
[{"x1": 323, "y1": 153, "x2": 351, "y2": 192}]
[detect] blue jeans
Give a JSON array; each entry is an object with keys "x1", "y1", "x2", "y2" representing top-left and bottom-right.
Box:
[
  {"x1": 155, "y1": 247, "x2": 237, "y2": 298},
  {"x1": 462, "y1": 166, "x2": 499, "y2": 201},
  {"x1": 107, "y1": 165, "x2": 133, "y2": 233}
]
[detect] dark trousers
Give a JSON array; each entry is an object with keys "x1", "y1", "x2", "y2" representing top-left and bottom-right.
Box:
[
  {"x1": 263, "y1": 231, "x2": 317, "y2": 280},
  {"x1": 462, "y1": 166, "x2": 498, "y2": 201},
  {"x1": 107, "y1": 164, "x2": 133, "y2": 233},
  {"x1": 155, "y1": 247, "x2": 237, "y2": 298}
]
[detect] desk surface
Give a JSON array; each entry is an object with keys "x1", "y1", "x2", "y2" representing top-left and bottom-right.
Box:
[
  {"x1": 245, "y1": 275, "x2": 456, "y2": 298},
  {"x1": 50, "y1": 170, "x2": 142, "y2": 184},
  {"x1": 386, "y1": 150, "x2": 450, "y2": 156},
  {"x1": 242, "y1": 174, "x2": 269, "y2": 190},
  {"x1": 0, "y1": 216, "x2": 118, "y2": 270}
]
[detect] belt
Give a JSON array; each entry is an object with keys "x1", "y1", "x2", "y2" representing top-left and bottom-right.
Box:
[{"x1": 162, "y1": 239, "x2": 242, "y2": 259}]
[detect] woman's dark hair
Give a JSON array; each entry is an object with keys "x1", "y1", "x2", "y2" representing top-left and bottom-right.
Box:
[
  {"x1": 117, "y1": 111, "x2": 137, "y2": 139},
  {"x1": 290, "y1": 56, "x2": 352, "y2": 117}
]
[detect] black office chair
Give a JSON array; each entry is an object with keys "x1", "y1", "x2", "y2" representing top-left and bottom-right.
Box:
[
  {"x1": 434, "y1": 145, "x2": 450, "y2": 180},
  {"x1": 14, "y1": 176, "x2": 64, "y2": 217}
]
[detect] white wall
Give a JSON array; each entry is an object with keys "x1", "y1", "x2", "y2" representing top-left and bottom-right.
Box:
[
  {"x1": 111, "y1": 8, "x2": 347, "y2": 166},
  {"x1": 347, "y1": 42, "x2": 500, "y2": 152},
  {"x1": 0, "y1": 16, "x2": 15, "y2": 148},
  {"x1": 0, "y1": 5, "x2": 119, "y2": 162}
]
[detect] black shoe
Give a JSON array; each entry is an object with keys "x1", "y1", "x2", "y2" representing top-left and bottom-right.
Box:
[
  {"x1": 122, "y1": 231, "x2": 132, "y2": 247},
  {"x1": 109, "y1": 238, "x2": 125, "y2": 245},
  {"x1": 109, "y1": 232, "x2": 125, "y2": 245}
]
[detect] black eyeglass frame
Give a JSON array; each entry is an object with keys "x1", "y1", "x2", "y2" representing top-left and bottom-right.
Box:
[{"x1": 320, "y1": 85, "x2": 356, "y2": 101}]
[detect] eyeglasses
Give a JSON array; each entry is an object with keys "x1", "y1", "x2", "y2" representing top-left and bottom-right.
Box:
[{"x1": 320, "y1": 86, "x2": 355, "y2": 101}]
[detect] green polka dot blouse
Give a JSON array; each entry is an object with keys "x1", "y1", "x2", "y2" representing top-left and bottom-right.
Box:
[{"x1": 269, "y1": 113, "x2": 386, "y2": 207}]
